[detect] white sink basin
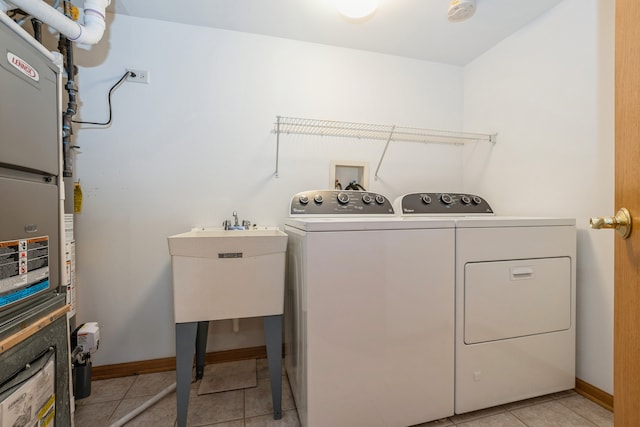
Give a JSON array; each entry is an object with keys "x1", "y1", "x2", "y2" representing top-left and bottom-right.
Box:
[
  {"x1": 168, "y1": 228, "x2": 288, "y2": 322},
  {"x1": 168, "y1": 228, "x2": 287, "y2": 258}
]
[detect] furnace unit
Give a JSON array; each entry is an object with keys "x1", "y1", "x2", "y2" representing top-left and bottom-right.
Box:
[
  {"x1": 0, "y1": 16, "x2": 71, "y2": 425},
  {"x1": 0, "y1": 16, "x2": 61, "y2": 314}
]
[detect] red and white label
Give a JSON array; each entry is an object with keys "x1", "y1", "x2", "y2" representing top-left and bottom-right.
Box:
[{"x1": 7, "y1": 52, "x2": 39, "y2": 82}]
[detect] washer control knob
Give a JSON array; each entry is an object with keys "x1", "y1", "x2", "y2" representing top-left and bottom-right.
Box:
[
  {"x1": 440, "y1": 193, "x2": 453, "y2": 205},
  {"x1": 375, "y1": 194, "x2": 386, "y2": 205},
  {"x1": 472, "y1": 196, "x2": 482, "y2": 205},
  {"x1": 314, "y1": 194, "x2": 324, "y2": 204},
  {"x1": 299, "y1": 194, "x2": 309, "y2": 205},
  {"x1": 461, "y1": 195, "x2": 471, "y2": 205},
  {"x1": 421, "y1": 195, "x2": 432, "y2": 204},
  {"x1": 362, "y1": 194, "x2": 373, "y2": 204},
  {"x1": 337, "y1": 192, "x2": 350, "y2": 204}
]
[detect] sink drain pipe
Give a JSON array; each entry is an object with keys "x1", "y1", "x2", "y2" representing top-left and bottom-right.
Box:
[{"x1": 108, "y1": 382, "x2": 176, "y2": 427}]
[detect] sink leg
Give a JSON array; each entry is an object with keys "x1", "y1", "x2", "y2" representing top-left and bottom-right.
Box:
[
  {"x1": 263, "y1": 314, "x2": 283, "y2": 420},
  {"x1": 176, "y1": 322, "x2": 197, "y2": 427},
  {"x1": 195, "y1": 321, "x2": 209, "y2": 380}
]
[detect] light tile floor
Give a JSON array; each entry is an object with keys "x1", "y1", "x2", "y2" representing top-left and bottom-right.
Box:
[{"x1": 74, "y1": 359, "x2": 612, "y2": 427}]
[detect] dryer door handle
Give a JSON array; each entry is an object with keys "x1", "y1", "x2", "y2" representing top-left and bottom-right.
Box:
[{"x1": 510, "y1": 266, "x2": 534, "y2": 280}]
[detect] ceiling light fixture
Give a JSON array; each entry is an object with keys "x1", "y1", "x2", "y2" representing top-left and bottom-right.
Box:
[
  {"x1": 334, "y1": 0, "x2": 379, "y2": 20},
  {"x1": 448, "y1": 0, "x2": 476, "y2": 22}
]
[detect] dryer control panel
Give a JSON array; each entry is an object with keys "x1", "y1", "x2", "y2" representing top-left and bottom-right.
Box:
[
  {"x1": 397, "y1": 193, "x2": 493, "y2": 215},
  {"x1": 290, "y1": 190, "x2": 394, "y2": 215}
]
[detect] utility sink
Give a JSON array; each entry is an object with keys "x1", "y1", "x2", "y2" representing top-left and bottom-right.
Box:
[{"x1": 168, "y1": 228, "x2": 288, "y2": 322}]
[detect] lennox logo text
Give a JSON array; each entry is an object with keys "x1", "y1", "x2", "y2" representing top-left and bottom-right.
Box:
[{"x1": 7, "y1": 52, "x2": 39, "y2": 82}]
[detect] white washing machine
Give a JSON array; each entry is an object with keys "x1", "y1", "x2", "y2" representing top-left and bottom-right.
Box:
[
  {"x1": 395, "y1": 193, "x2": 576, "y2": 414},
  {"x1": 284, "y1": 190, "x2": 455, "y2": 427}
]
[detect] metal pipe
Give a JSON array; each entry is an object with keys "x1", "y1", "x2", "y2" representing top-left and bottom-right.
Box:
[
  {"x1": 30, "y1": 17, "x2": 41, "y2": 42},
  {"x1": 59, "y1": 30, "x2": 77, "y2": 177},
  {"x1": 59, "y1": 7, "x2": 77, "y2": 177}
]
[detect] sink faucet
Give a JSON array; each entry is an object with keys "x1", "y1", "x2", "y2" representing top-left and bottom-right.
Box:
[{"x1": 223, "y1": 211, "x2": 250, "y2": 230}]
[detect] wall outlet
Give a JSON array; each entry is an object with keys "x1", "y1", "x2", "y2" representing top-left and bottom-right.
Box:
[{"x1": 126, "y1": 69, "x2": 150, "y2": 84}]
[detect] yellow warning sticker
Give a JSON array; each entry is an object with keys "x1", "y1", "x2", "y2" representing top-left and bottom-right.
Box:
[
  {"x1": 74, "y1": 181, "x2": 83, "y2": 214},
  {"x1": 38, "y1": 394, "x2": 56, "y2": 425}
]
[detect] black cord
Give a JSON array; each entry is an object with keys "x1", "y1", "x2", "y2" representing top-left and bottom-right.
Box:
[
  {"x1": 345, "y1": 182, "x2": 366, "y2": 191},
  {"x1": 72, "y1": 70, "x2": 131, "y2": 126},
  {"x1": 8, "y1": 9, "x2": 28, "y2": 19}
]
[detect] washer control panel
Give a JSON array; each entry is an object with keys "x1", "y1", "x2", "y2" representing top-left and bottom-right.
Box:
[
  {"x1": 397, "y1": 193, "x2": 493, "y2": 215},
  {"x1": 290, "y1": 190, "x2": 395, "y2": 215}
]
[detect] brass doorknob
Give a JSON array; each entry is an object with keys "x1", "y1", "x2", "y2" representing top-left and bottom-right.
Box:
[{"x1": 590, "y1": 208, "x2": 632, "y2": 239}]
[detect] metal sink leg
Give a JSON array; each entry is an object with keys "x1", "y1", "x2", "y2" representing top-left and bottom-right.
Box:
[{"x1": 263, "y1": 314, "x2": 283, "y2": 419}]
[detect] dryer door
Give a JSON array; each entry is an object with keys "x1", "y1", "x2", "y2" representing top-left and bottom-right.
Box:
[{"x1": 464, "y1": 257, "x2": 571, "y2": 344}]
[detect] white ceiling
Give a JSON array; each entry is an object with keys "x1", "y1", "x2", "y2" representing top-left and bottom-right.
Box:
[{"x1": 105, "y1": 0, "x2": 565, "y2": 65}]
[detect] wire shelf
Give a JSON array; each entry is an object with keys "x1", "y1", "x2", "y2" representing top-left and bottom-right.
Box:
[
  {"x1": 272, "y1": 116, "x2": 497, "y2": 177},
  {"x1": 273, "y1": 116, "x2": 495, "y2": 144}
]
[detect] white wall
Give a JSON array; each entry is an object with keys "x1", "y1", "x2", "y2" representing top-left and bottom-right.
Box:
[
  {"x1": 463, "y1": 0, "x2": 614, "y2": 394},
  {"x1": 72, "y1": 14, "x2": 466, "y2": 366}
]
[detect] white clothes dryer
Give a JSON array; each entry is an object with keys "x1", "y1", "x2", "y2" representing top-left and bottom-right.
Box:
[
  {"x1": 284, "y1": 190, "x2": 456, "y2": 427},
  {"x1": 395, "y1": 193, "x2": 576, "y2": 414}
]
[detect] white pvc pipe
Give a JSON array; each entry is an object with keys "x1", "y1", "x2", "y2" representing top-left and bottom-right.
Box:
[
  {"x1": 108, "y1": 382, "x2": 177, "y2": 427},
  {"x1": 233, "y1": 318, "x2": 240, "y2": 333},
  {"x1": 7, "y1": 0, "x2": 110, "y2": 45}
]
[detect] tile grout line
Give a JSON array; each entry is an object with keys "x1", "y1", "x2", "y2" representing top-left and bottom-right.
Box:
[
  {"x1": 507, "y1": 409, "x2": 531, "y2": 427},
  {"x1": 555, "y1": 397, "x2": 602, "y2": 427},
  {"x1": 243, "y1": 387, "x2": 247, "y2": 424},
  {"x1": 106, "y1": 375, "x2": 140, "y2": 425},
  {"x1": 554, "y1": 391, "x2": 605, "y2": 426}
]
